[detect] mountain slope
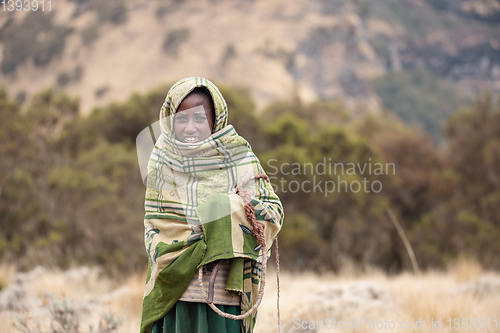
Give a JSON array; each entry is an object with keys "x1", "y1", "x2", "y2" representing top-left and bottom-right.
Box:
[{"x1": 0, "y1": 0, "x2": 498, "y2": 117}]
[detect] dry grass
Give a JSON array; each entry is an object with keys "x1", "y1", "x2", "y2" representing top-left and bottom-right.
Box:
[
  {"x1": 447, "y1": 256, "x2": 484, "y2": 283},
  {"x1": 30, "y1": 266, "x2": 115, "y2": 301},
  {"x1": 0, "y1": 261, "x2": 16, "y2": 290},
  {"x1": 0, "y1": 259, "x2": 499, "y2": 333}
]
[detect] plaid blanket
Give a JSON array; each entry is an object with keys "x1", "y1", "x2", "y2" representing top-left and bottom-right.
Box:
[{"x1": 140, "y1": 77, "x2": 284, "y2": 333}]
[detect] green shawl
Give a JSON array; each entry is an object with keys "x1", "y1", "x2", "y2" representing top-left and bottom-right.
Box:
[{"x1": 140, "y1": 77, "x2": 284, "y2": 333}]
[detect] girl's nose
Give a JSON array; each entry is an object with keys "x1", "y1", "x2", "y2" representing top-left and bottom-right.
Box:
[{"x1": 185, "y1": 119, "x2": 196, "y2": 133}]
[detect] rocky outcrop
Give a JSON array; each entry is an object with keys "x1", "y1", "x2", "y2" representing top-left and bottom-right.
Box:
[
  {"x1": 426, "y1": 0, "x2": 500, "y2": 24},
  {"x1": 284, "y1": 281, "x2": 398, "y2": 333},
  {"x1": 0, "y1": 266, "x2": 127, "y2": 329},
  {"x1": 445, "y1": 276, "x2": 500, "y2": 298},
  {"x1": 365, "y1": 0, "x2": 500, "y2": 96}
]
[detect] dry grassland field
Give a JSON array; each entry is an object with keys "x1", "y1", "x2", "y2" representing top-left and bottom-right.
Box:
[{"x1": 1, "y1": 259, "x2": 499, "y2": 333}]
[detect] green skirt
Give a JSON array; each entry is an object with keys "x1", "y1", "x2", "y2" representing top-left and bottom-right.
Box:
[{"x1": 152, "y1": 301, "x2": 242, "y2": 333}]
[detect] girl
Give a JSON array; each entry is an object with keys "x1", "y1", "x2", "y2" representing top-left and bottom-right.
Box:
[{"x1": 140, "y1": 77, "x2": 283, "y2": 333}]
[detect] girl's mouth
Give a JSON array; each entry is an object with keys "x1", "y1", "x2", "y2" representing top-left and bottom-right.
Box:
[{"x1": 183, "y1": 136, "x2": 200, "y2": 143}]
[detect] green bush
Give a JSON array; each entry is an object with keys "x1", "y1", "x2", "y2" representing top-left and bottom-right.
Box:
[
  {"x1": 0, "y1": 12, "x2": 72, "y2": 74},
  {"x1": 56, "y1": 67, "x2": 84, "y2": 87},
  {"x1": 96, "y1": 2, "x2": 128, "y2": 25},
  {"x1": 372, "y1": 70, "x2": 471, "y2": 144},
  {"x1": 1, "y1": 84, "x2": 497, "y2": 274},
  {"x1": 81, "y1": 24, "x2": 100, "y2": 45},
  {"x1": 162, "y1": 28, "x2": 191, "y2": 55},
  {"x1": 57, "y1": 72, "x2": 72, "y2": 87}
]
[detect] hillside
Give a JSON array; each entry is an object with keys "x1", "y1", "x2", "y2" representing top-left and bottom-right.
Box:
[{"x1": 0, "y1": 0, "x2": 498, "y2": 115}]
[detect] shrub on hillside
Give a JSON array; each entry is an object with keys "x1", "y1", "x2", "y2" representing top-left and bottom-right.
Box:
[
  {"x1": 372, "y1": 70, "x2": 470, "y2": 144},
  {"x1": 162, "y1": 28, "x2": 191, "y2": 56},
  {"x1": 81, "y1": 25, "x2": 100, "y2": 45},
  {"x1": 0, "y1": 13, "x2": 72, "y2": 74},
  {"x1": 1, "y1": 84, "x2": 497, "y2": 274}
]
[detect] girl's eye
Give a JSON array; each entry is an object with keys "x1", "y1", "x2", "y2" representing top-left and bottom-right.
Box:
[
  {"x1": 195, "y1": 117, "x2": 207, "y2": 122},
  {"x1": 176, "y1": 117, "x2": 188, "y2": 123}
]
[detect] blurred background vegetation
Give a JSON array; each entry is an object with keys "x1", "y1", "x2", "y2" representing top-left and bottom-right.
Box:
[
  {"x1": 1, "y1": 0, "x2": 499, "y2": 277},
  {"x1": 372, "y1": 70, "x2": 472, "y2": 144},
  {"x1": 1, "y1": 83, "x2": 498, "y2": 275}
]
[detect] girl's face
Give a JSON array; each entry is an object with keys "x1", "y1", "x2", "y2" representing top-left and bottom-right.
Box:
[{"x1": 174, "y1": 93, "x2": 215, "y2": 143}]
